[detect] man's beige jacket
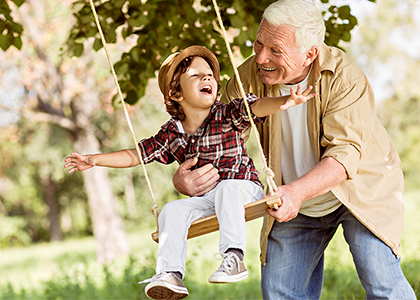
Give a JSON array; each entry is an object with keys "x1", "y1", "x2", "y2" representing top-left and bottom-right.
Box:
[{"x1": 220, "y1": 43, "x2": 404, "y2": 264}]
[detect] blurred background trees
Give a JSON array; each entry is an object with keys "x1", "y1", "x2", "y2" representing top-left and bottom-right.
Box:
[
  {"x1": 345, "y1": 0, "x2": 420, "y2": 191},
  {"x1": 3, "y1": 0, "x2": 420, "y2": 264}
]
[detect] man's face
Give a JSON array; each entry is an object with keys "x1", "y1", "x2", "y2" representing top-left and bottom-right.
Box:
[{"x1": 254, "y1": 19, "x2": 312, "y2": 86}]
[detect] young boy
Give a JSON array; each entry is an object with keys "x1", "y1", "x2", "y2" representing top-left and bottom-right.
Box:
[{"x1": 64, "y1": 45, "x2": 316, "y2": 300}]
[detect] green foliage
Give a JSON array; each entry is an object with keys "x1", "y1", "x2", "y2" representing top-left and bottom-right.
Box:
[
  {"x1": 0, "y1": 120, "x2": 90, "y2": 246},
  {"x1": 0, "y1": 215, "x2": 31, "y2": 248},
  {"x1": 379, "y1": 94, "x2": 420, "y2": 190},
  {"x1": 0, "y1": 0, "x2": 24, "y2": 51},
  {"x1": 323, "y1": 4, "x2": 357, "y2": 47},
  {"x1": 67, "y1": 0, "x2": 372, "y2": 105}
]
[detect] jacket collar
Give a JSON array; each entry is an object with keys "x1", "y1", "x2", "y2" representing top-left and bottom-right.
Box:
[{"x1": 312, "y1": 43, "x2": 336, "y2": 81}]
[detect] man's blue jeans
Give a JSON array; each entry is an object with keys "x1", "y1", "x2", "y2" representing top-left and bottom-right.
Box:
[{"x1": 261, "y1": 205, "x2": 416, "y2": 300}]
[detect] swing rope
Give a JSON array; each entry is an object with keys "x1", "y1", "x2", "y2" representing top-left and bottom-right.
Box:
[
  {"x1": 88, "y1": 0, "x2": 160, "y2": 231},
  {"x1": 211, "y1": 0, "x2": 278, "y2": 196}
]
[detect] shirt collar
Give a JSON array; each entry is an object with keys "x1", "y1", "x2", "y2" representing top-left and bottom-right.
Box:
[{"x1": 162, "y1": 100, "x2": 222, "y2": 134}]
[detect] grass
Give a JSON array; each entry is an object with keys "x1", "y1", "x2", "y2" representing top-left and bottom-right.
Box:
[{"x1": 1, "y1": 191, "x2": 420, "y2": 299}]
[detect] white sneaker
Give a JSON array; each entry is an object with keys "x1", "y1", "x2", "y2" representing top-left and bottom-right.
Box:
[
  {"x1": 140, "y1": 272, "x2": 188, "y2": 299},
  {"x1": 208, "y1": 252, "x2": 248, "y2": 283}
]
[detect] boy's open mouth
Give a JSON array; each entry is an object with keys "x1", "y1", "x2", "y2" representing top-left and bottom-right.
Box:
[{"x1": 200, "y1": 85, "x2": 213, "y2": 95}]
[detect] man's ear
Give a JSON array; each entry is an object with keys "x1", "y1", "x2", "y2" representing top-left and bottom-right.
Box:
[{"x1": 304, "y1": 45, "x2": 319, "y2": 67}]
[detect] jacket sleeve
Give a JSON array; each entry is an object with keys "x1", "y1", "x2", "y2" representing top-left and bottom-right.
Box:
[{"x1": 320, "y1": 72, "x2": 376, "y2": 180}]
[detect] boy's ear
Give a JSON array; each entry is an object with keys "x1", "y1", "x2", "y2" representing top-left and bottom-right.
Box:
[{"x1": 169, "y1": 90, "x2": 183, "y2": 102}]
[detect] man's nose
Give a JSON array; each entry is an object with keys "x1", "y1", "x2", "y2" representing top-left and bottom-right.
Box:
[{"x1": 256, "y1": 48, "x2": 269, "y2": 65}]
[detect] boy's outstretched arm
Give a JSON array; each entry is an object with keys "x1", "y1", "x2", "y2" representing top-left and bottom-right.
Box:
[
  {"x1": 250, "y1": 84, "x2": 317, "y2": 117},
  {"x1": 64, "y1": 148, "x2": 139, "y2": 174}
]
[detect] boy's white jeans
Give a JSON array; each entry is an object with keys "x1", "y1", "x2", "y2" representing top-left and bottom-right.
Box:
[{"x1": 155, "y1": 179, "x2": 264, "y2": 278}]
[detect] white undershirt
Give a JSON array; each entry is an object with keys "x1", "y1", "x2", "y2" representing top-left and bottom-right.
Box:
[
  {"x1": 280, "y1": 73, "x2": 341, "y2": 217},
  {"x1": 176, "y1": 120, "x2": 184, "y2": 133}
]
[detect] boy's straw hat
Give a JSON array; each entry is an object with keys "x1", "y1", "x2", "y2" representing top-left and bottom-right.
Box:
[{"x1": 158, "y1": 45, "x2": 220, "y2": 100}]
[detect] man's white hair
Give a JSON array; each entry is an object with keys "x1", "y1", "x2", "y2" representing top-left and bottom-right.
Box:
[{"x1": 262, "y1": 0, "x2": 326, "y2": 53}]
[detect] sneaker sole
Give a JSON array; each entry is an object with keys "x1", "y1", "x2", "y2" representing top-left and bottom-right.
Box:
[
  {"x1": 208, "y1": 270, "x2": 249, "y2": 284},
  {"x1": 145, "y1": 283, "x2": 188, "y2": 300}
]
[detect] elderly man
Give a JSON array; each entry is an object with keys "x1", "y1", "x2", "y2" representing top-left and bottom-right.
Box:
[{"x1": 173, "y1": 0, "x2": 415, "y2": 298}]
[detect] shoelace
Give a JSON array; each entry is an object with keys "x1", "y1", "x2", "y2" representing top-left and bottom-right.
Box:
[
  {"x1": 214, "y1": 252, "x2": 239, "y2": 272},
  {"x1": 138, "y1": 272, "x2": 173, "y2": 284}
]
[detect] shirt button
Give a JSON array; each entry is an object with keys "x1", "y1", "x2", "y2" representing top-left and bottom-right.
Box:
[{"x1": 191, "y1": 139, "x2": 195, "y2": 143}]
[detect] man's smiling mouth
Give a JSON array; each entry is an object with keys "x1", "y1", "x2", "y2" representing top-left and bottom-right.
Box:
[{"x1": 261, "y1": 66, "x2": 277, "y2": 72}]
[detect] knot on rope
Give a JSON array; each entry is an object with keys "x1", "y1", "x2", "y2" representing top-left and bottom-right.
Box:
[
  {"x1": 151, "y1": 203, "x2": 160, "y2": 217},
  {"x1": 263, "y1": 166, "x2": 278, "y2": 194},
  {"x1": 263, "y1": 166, "x2": 275, "y2": 179}
]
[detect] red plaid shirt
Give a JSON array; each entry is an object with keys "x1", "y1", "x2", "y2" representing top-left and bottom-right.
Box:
[{"x1": 138, "y1": 94, "x2": 265, "y2": 188}]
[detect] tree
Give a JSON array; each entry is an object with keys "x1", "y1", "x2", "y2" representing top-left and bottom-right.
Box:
[{"x1": 1, "y1": 0, "x2": 131, "y2": 263}]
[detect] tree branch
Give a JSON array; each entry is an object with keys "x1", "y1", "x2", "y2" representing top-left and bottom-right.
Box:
[{"x1": 23, "y1": 110, "x2": 76, "y2": 131}]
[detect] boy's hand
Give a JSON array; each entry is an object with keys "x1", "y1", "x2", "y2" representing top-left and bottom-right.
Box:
[
  {"x1": 279, "y1": 84, "x2": 318, "y2": 110},
  {"x1": 64, "y1": 152, "x2": 95, "y2": 174}
]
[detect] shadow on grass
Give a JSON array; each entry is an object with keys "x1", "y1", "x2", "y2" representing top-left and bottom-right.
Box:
[{"x1": 1, "y1": 257, "x2": 418, "y2": 300}]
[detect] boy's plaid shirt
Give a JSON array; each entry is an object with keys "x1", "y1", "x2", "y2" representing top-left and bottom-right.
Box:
[{"x1": 138, "y1": 94, "x2": 265, "y2": 188}]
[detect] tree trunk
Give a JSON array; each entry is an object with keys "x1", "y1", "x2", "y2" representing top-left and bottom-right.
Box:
[
  {"x1": 125, "y1": 170, "x2": 138, "y2": 219},
  {"x1": 44, "y1": 175, "x2": 62, "y2": 242},
  {"x1": 75, "y1": 127, "x2": 131, "y2": 264}
]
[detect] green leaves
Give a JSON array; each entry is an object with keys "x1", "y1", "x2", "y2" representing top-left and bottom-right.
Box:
[
  {"x1": 11, "y1": 0, "x2": 25, "y2": 6},
  {"x1": 324, "y1": 4, "x2": 358, "y2": 47},
  {"x1": 66, "y1": 0, "x2": 372, "y2": 106},
  {"x1": 0, "y1": 0, "x2": 24, "y2": 51}
]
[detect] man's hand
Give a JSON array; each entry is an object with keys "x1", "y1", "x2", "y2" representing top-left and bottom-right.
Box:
[
  {"x1": 173, "y1": 157, "x2": 220, "y2": 197},
  {"x1": 266, "y1": 157, "x2": 348, "y2": 223},
  {"x1": 266, "y1": 184, "x2": 303, "y2": 223}
]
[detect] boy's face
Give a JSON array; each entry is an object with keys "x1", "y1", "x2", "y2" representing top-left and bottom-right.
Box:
[{"x1": 175, "y1": 57, "x2": 218, "y2": 114}]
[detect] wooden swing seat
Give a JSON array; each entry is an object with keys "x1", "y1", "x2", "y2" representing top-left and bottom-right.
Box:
[{"x1": 151, "y1": 195, "x2": 281, "y2": 243}]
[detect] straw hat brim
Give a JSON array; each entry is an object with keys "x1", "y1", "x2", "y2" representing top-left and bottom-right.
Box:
[{"x1": 158, "y1": 45, "x2": 220, "y2": 100}]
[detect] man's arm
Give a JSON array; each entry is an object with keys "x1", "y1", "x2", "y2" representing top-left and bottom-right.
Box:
[{"x1": 268, "y1": 157, "x2": 348, "y2": 222}]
